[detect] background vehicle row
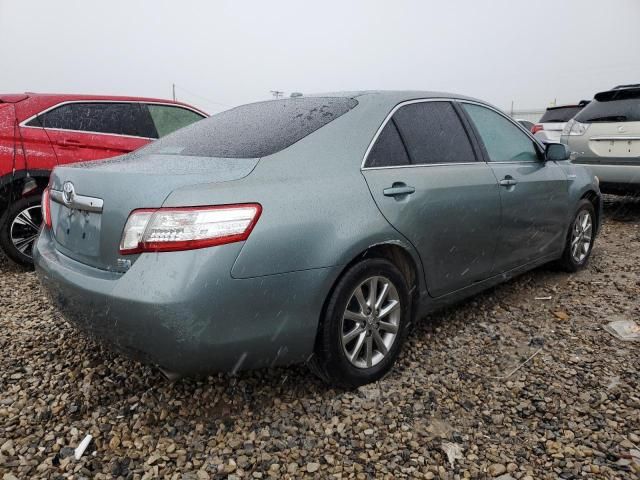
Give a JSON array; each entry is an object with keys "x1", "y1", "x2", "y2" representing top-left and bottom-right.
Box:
[{"x1": 0, "y1": 93, "x2": 206, "y2": 265}]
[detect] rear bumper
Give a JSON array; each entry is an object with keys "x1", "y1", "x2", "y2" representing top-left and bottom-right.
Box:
[{"x1": 34, "y1": 230, "x2": 340, "y2": 375}]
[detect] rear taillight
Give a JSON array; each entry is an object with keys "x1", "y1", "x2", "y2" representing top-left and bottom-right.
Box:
[
  {"x1": 562, "y1": 119, "x2": 590, "y2": 136},
  {"x1": 119, "y1": 203, "x2": 262, "y2": 254},
  {"x1": 42, "y1": 188, "x2": 52, "y2": 229},
  {"x1": 531, "y1": 124, "x2": 544, "y2": 135}
]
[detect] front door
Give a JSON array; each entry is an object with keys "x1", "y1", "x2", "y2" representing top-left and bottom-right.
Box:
[
  {"x1": 362, "y1": 100, "x2": 501, "y2": 298},
  {"x1": 460, "y1": 102, "x2": 568, "y2": 273}
]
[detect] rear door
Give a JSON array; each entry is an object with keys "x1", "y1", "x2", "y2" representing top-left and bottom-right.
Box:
[
  {"x1": 26, "y1": 102, "x2": 152, "y2": 164},
  {"x1": 362, "y1": 100, "x2": 501, "y2": 297},
  {"x1": 460, "y1": 102, "x2": 568, "y2": 273}
]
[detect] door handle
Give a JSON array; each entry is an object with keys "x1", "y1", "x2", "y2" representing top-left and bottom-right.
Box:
[
  {"x1": 58, "y1": 139, "x2": 82, "y2": 148},
  {"x1": 383, "y1": 184, "x2": 415, "y2": 197},
  {"x1": 499, "y1": 176, "x2": 517, "y2": 187}
]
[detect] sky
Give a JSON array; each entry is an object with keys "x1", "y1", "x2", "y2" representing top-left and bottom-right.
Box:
[{"x1": 1, "y1": 0, "x2": 639, "y2": 114}]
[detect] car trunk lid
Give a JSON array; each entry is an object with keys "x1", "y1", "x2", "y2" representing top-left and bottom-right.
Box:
[{"x1": 48, "y1": 153, "x2": 259, "y2": 271}]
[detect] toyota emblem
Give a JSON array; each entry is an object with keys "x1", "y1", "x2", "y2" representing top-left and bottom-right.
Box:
[{"x1": 62, "y1": 181, "x2": 75, "y2": 205}]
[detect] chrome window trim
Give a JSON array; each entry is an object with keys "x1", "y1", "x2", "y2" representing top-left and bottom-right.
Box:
[
  {"x1": 19, "y1": 100, "x2": 206, "y2": 140},
  {"x1": 50, "y1": 189, "x2": 104, "y2": 213},
  {"x1": 364, "y1": 162, "x2": 482, "y2": 171}
]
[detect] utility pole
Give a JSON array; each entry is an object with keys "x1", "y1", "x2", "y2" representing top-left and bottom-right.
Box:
[
  {"x1": 270, "y1": 90, "x2": 284, "y2": 99},
  {"x1": 510, "y1": 100, "x2": 514, "y2": 117},
  {"x1": 172, "y1": 83, "x2": 176, "y2": 101}
]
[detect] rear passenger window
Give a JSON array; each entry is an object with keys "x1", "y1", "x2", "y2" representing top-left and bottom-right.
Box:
[
  {"x1": 393, "y1": 102, "x2": 476, "y2": 165},
  {"x1": 365, "y1": 120, "x2": 410, "y2": 168},
  {"x1": 146, "y1": 104, "x2": 205, "y2": 138},
  {"x1": 28, "y1": 102, "x2": 144, "y2": 137}
]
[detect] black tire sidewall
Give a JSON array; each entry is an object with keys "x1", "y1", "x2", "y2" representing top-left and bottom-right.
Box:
[
  {"x1": 317, "y1": 258, "x2": 411, "y2": 388},
  {"x1": 562, "y1": 200, "x2": 596, "y2": 271},
  {"x1": 0, "y1": 195, "x2": 42, "y2": 266}
]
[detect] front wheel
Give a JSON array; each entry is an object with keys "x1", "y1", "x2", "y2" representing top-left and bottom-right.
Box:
[
  {"x1": 557, "y1": 199, "x2": 596, "y2": 272},
  {"x1": 309, "y1": 258, "x2": 411, "y2": 388},
  {"x1": 0, "y1": 195, "x2": 43, "y2": 267}
]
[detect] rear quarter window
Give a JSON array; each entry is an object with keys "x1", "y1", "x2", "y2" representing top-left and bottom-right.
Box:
[
  {"x1": 141, "y1": 97, "x2": 358, "y2": 158},
  {"x1": 146, "y1": 104, "x2": 205, "y2": 138}
]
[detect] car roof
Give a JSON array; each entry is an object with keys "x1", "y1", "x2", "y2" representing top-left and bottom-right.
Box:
[
  {"x1": 0, "y1": 92, "x2": 207, "y2": 114},
  {"x1": 300, "y1": 90, "x2": 494, "y2": 112},
  {"x1": 611, "y1": 83, "x2": 640, "y2": 90},
  {"x1": 313, "y1": 90, "x2": 485, "y2": 102}
]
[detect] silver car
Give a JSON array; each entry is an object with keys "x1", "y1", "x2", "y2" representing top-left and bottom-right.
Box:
[
  {"x1": 34, "y1": 91, "x2": 602, "y2": 387},
  {"x1": 562, "y1": 85, "x2": 640, "y2": 194}
]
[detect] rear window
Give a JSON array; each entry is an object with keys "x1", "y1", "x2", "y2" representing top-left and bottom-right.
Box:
[
  {"x1": 575, "y1": 89, "x2": 640, "y2": 123},
  {"x1": 142, "y1": 97, "x2": 358, "y2": 158},
  {"x1": 539, "y1": 106, "x2": 583, "y2": 123}
]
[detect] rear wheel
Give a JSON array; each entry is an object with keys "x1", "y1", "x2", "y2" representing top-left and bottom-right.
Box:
[
  {"x1": 0, "y1": 196, "x2": 43, "y2": 267},
  {"x1": 557, "y1": 199, "x2": 595, "y2": 272},
  {"x1": 309, "y1": 258, "x2": 411, "y2": 388}
]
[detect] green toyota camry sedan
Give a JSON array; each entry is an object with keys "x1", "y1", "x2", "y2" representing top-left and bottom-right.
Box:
[{"x1": 34, "y1": 91, "x2": 602, "y2": 387}]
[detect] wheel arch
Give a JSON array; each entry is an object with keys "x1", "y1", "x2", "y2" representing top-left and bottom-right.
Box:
[
  {"x1": 308, "y1": 241, "x2": 424, "y2": 382},
  {"x1": 0, "y1": 170, "x2": 50, "y2": 218},
  {"x1": 316, "y1": 241, "x2": 425, "y2": 339},
  {"x1": 580, "y1": 189, "x2": 601, "y2": 233}
]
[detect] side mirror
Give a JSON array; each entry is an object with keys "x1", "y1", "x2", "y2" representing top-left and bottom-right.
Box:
[{"x1": 545, "y1": 142, "x2": 571, "y2": 161}]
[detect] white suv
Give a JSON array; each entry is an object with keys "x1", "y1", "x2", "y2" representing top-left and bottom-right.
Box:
[
  {"x1": 532, "y1": 102, "x2": 589, "y2": 144},
  {"x1": 561, "y1": 85, "x2": 640, "y2": 194}
]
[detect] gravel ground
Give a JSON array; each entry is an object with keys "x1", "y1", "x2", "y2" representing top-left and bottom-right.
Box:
[{"x1": 1, "y1": 196, "x2": 639, "y2": 480}]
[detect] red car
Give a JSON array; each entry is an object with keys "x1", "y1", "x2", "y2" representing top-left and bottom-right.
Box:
[{"x1": 0, "y1": 93, "x2": 207, "y2": 265}]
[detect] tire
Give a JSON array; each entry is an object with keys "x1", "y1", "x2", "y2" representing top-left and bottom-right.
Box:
[
  {"x1": 0, "y1": 195, "x2": 43, "y2": 267},
  {"x1": 557, "y1": 199, "x2": 596, "y2": 273},
  {"x1": 309, "y1": 258, "x2": 411, "y2": 388}
]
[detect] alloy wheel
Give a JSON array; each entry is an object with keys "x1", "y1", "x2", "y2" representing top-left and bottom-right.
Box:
[
  {"x1": 570, "y1": 210, "x2": 592, "y2": 264},
  {"x1": 341, "y1": 275, "x2": 401, "y2": 369},
  {"x1": 10, "y1": 205, "x2": 42, "y2": 259}
]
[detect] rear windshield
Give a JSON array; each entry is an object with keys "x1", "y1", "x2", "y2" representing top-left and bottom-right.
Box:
[
  {"x1": 539, "y1": 106, "x2": 583, "y2": 123},
  {"x1": 575, "y1": 89, "x2": 640, "y2": 123},
  {"x1": 141, "y1": 97, "x2": 358, "y2": 158}
]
